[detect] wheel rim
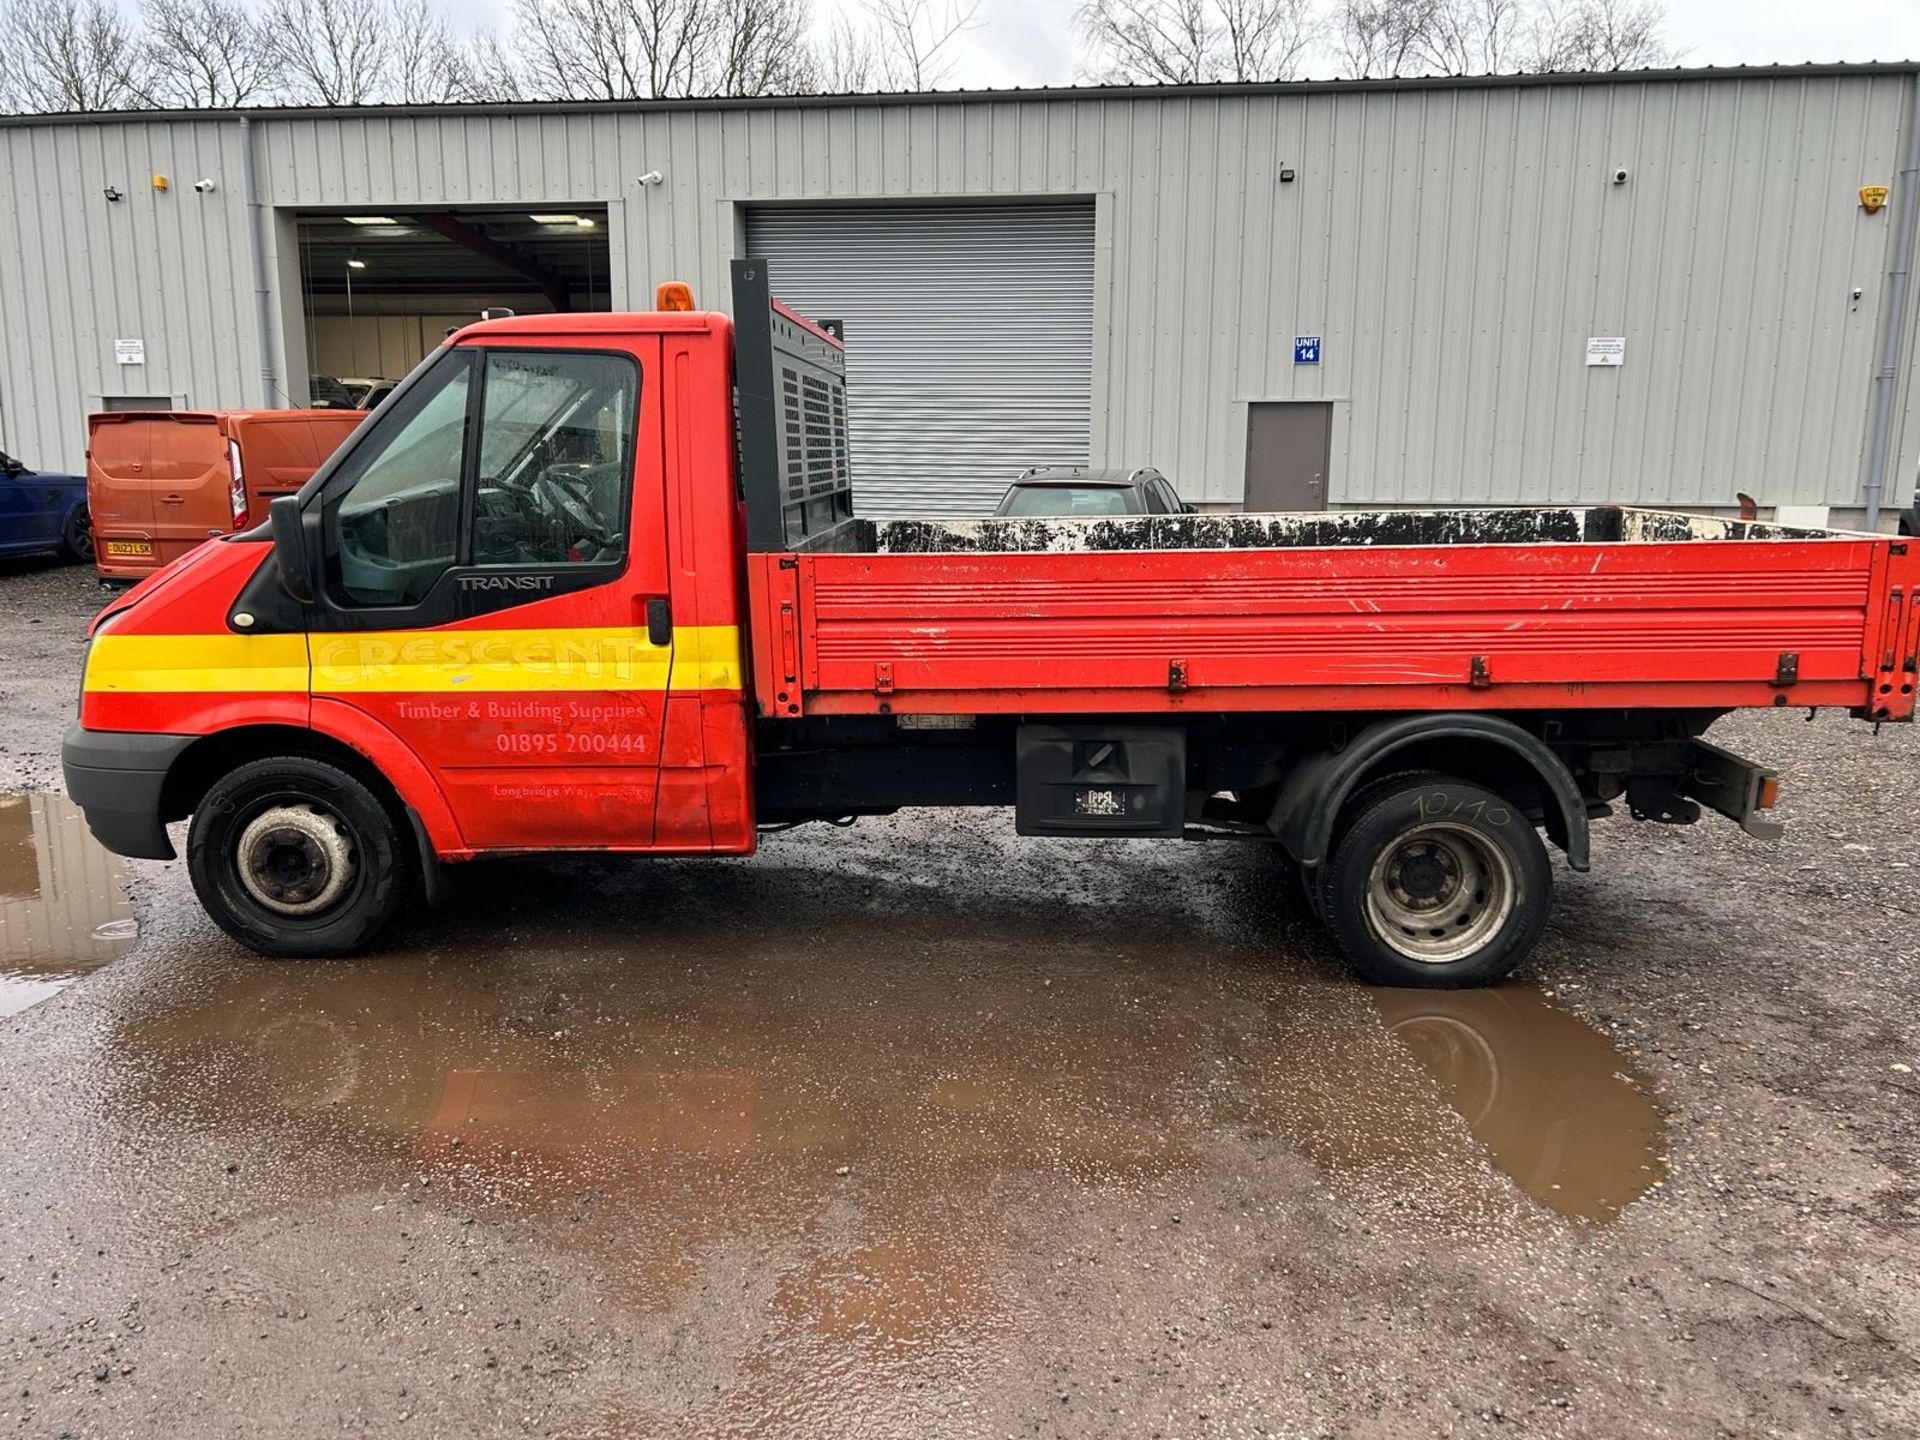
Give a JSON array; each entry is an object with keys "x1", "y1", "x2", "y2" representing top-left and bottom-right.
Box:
[
  {"x1": 1363, "y1": 820, "x2": 1515, "y2": 964},
  {"x1": 235, "y1": 802, "x2": 358, "y2": 917},
  {"x1": 70, "y1": 513, "x2": 93, "y2": 560}
]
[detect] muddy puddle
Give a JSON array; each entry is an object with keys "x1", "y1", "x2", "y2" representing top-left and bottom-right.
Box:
[
  {"x1": 1372, "y1": 985, "x2": 1667, "y2": 1221},
  {"x1": 0, "y1": 792, "x2": 137, "y2": 1017},
  {"x1": 104, "y1": 899, "x2": 1665, "y2": 1231}
]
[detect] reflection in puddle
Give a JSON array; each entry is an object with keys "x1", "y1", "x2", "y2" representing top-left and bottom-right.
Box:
[
  {"x1": 1373, "y1": 984, "x2": 1668, "y2": 1221},
  {"x1": 0, "y1": 792, "x2": 137, "y2": 1017}
]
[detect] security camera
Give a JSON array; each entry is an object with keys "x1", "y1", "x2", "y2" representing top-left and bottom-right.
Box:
[
  {"x1": 191, "y1": 177, "x2": 217, "y2": 193},
  {"x1": 637, "y1": 170, "x2": 664, "y2": 187},
  {"x1": 1612, "y1": 168, "x2": 1629, "y2": 185}
]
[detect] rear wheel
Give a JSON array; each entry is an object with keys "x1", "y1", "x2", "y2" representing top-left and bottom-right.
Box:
[
  {"x1": 61, "y1": 506, "x2": 93, "y2": 562},
  {"x1": 1321, "y1": 773, "x2": 1550, "y2": 988},
  {"x1": 187, "y1": 756, "x2": 408, "y2": 957}
]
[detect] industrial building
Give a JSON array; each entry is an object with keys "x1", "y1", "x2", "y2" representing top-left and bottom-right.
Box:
[{"x1": 2, "y1": 63, "x2": 1918, "y2": 523}]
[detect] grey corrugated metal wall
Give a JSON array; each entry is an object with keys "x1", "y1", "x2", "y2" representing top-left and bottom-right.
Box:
[
  {"x1": 2, "y1": 71, "x2": 1918, "y2": 517},
  {"x1": 746, "y1": 203, "x2": 1095, "y2": 513}
]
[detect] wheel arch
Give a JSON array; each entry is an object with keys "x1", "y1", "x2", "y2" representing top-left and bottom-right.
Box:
[
  {"x1": 157, "y1": 714, "x2": 463, "y2": 861},
  {"x1": 161, "y1": 725, "x2": 388, "y2": 823},
  {"x1": 1269, "y1": 714, "x2": 1589, "y2": 872}
]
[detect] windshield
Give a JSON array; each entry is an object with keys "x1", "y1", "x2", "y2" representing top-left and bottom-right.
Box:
[{"x1": 1000, "y1": 485, "x2": 1137, "y2": 517}]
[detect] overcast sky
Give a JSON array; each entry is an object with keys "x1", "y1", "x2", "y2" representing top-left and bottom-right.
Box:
[
  {"x1": 445, "y1": 0, "x2": 1920, "y2": 89},
  {"x1": 915, "y1": 0, "x2": 1920, "y2": 89}
]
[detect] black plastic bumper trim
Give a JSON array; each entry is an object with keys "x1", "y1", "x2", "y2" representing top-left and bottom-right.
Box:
[{"x1": 61, "y1": 725, "x2": 195, "y2": 860}]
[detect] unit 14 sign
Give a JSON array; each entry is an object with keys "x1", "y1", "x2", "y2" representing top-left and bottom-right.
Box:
[{"x1": 1294, "y1": 336, "x2": 1321, "y2": 364}]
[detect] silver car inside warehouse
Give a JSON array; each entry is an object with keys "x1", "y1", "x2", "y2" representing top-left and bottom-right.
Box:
[{"x1": 1, "y1": 61, "x2": 1918, "y2": 524}]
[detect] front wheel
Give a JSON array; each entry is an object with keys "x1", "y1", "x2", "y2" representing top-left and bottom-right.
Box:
[
  {"x1": 1321, "y1": 774, "x2": 1550, "y2": 988},
  {"x1": 187, "y1": 756, "x2": 408, "y2": 957}
]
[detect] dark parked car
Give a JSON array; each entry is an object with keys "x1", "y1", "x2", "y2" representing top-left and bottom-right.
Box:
[
  {"x1": 0, "y1": 448, "x2": 90, "y2": 562},
  {"x1": 993, "y1": 466, "x2": 1192, "y2": 517}
]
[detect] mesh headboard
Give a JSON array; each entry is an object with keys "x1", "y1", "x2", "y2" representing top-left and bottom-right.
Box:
[{"x1": 732, "y1": 259, "x2": 853, "y2": 551}]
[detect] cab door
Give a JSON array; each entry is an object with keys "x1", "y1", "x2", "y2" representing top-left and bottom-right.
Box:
[{"x1": 307, "y1": 338, "x2": 670, "y2": 850}]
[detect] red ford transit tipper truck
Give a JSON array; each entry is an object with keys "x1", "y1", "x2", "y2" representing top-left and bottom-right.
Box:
[{"x1": 61, "y1": 263, "x2": 1920, "y2": 987}]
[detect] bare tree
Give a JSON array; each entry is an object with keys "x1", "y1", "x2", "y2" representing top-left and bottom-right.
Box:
[
  {"x1": 384, "y1": 0, "x2": 523, "y2": 103},
  {"x1": 138, "y1": 0, "x2": 281, "y2": 107},
  {"x1": 507, "y1": 0, "x2": 836, "y2": 99},
  {"x1": 261, "y1": 0, "x2": 390, "y2": 104},
  {"x1": 811, "y1": 13, "x2": 878, "y2": 92},
  {"x1": 1330, "y1": 0, "x2": 1670, "y2": 77},
  {"x1": 1525, "y1": 0, "x2": 1672, "y2": 70},
  {"x1": 1076, "y1": 0, "x2": 1316, "y2": 84},
  {"x1": 713, "y1": 0, "x2": 820, "y2": 96},
  {"x1": 1335, "y1": 0, "x2": 1437, "y2": 78},
  {"x1": 1413, "y1": 0, "x2": 1526, "y2": 75},
  {"x1": 0, "y1": 0, "x2": 149, "y2": 111},
  {"x1": 508, "y1": 0, "x2": 703, "y2": 99},
  {"x1": 455, "y1": 28, "x2": 531, "y2": 103},
  {"x1": 0, "y1": 21, "x2": 19, "y2": 110},
  {"x1": 864, "y1": 0, "x2": 977, "y2": 90}
]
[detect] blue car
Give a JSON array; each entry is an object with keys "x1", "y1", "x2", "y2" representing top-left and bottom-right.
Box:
[{"x1": 0, "y1": 448, "x2": 91, "y2": 562}]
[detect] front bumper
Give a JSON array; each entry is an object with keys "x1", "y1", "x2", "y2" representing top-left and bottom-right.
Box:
[{"x1": 62, "y1": 724, "x2": 195, "y2": 860}]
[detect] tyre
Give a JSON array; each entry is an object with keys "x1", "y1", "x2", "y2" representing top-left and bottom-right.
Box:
[
  {"x1": 1321, "y1": 773, "x2": 1550, "y2": 988},
  {"x1": 1299, "y1": 769, "x2": 1446, "y2": 928},
  {"x1": 60, "y1": 506, "x2": 93, "y2": 563},
  {"x1": 187, "y1": 756, "x2": 408, "y2": 957}
]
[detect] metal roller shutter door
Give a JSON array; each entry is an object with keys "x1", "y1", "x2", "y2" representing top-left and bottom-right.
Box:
[{"x1": 745, "y1": 203, "x2": 1095, "y2": 515}]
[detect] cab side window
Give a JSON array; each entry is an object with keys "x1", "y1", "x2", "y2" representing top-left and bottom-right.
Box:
[
  {"x1": 324, "y1": 348, "x2": 638, "y2": 608},
  {"x1": 326, "y1": 351, "x2": 473, "y2": 607},
  {"x1": 472, "y1": 352, "x2": 636, "y2": 568}
]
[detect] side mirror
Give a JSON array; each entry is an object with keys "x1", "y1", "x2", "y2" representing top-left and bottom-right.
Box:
[{"x1": 268, "y1": 494, "x2": 315, "y2": 604}]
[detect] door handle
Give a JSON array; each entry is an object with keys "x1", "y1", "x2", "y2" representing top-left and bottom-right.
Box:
[
  {"x1": 161, "y1": 493, "x2": 185, "y2": 504},
  {"x1": 645, "y1": 597, "x2": 673, "y2": 647}
]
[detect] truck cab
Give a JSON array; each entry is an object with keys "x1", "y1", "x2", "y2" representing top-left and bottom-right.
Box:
[{"x1": 66, "y1": 300, "x2": 760, "y2": 938}]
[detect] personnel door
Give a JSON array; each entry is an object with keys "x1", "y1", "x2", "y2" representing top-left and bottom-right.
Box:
[
  {"x1": 1244, "y1": 402, "x2": 1332, "y2": 512},
  {"x1": 308, "y1": 340, "x2": 667, "y2": 850}
]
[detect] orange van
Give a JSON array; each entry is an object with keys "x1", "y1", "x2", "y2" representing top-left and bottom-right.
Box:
[{"x1": 87, "y1": 409, "x2": 364, "y2": 580}]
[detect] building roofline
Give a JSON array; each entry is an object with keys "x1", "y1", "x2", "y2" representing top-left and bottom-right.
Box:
[{"x1": 3, "y1": 60, "x2": 1918, "y2": 128}]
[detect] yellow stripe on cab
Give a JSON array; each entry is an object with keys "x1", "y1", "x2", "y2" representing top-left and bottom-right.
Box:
[
  {"x1": 84, "y1": 633, "x2": 309, "y2": 693},
  {"x1": 84, "y1": 626, "x2": 743, "y2": 694}
]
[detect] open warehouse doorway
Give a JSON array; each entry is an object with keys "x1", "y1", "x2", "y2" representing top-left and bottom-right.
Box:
[{"x1": 294, "y1": 208, "x2": 614, "y2": 408}]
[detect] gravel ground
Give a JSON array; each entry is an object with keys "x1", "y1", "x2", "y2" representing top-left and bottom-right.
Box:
[{"x1": 0, "y1": 553, "x2": 1916, "y2": 1438}]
